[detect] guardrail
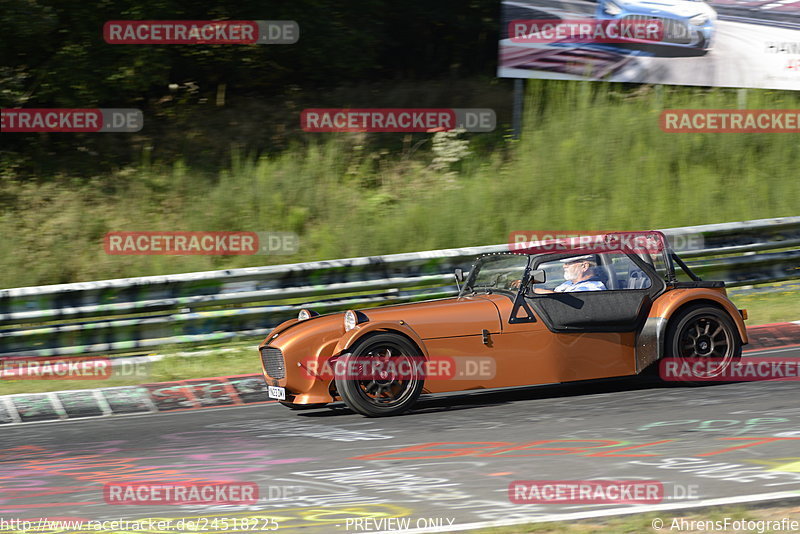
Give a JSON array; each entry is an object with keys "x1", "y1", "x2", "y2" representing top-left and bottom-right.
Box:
[{"x1": 1, "y1": 217, "x2": 799, "y2": 358}]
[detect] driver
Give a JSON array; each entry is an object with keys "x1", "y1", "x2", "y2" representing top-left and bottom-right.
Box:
[{"x1": 534, "y1": 256, "x2": 607, "y2": 294}]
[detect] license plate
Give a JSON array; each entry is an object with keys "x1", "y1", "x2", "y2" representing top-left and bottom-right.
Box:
[{"x1": 268, "y1": 386, "x2": 286, "y2": 400}]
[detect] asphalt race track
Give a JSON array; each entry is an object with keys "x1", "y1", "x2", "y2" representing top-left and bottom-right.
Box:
[
  {"x1": 499, "y1": 0, "x2": 800, "y2": 89},
  {"x1": 4, "y1": 345, "x2": 800, "y2": 533}
]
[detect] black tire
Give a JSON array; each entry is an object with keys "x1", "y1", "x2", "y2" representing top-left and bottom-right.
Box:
[
  {"x1": 279, "y1": 401, "x2": 328, "y2": 410},
  {"x1": 335, "y1": 333, "x2": 424, "y2": 417},
  {"x1": 663, "y1": 304, "x2": 742, "y2": 383}
]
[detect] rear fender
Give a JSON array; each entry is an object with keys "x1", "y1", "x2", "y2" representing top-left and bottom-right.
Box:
[{"x1": 635, "y1": 289, "x2": 748, "y2": 372}]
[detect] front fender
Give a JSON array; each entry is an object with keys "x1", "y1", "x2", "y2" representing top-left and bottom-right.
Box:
[{"x1": 332, "y1": 321, "x2": 429, "y2": 358}]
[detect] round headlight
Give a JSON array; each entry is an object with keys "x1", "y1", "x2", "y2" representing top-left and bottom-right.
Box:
[
  {"x1": 298, "y1": 309, "x2": 319, "y2": 321},
  {"x1": 603, "y1": 1, "x2": 622, "y2": 15},
  {"x1": 689, "y1": 14, "x2": 708, "y2": 25},
  {"x1": 344, "y1": 310, "x2": 358, "y2": 332}
]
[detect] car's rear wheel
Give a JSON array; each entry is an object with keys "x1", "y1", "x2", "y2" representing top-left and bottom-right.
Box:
[
  {"x1": 335, "y1": 333, "x2": 424, "y2": 417},
  {"x1": 664, "y1": 304, "x2": 741, "y2": 383}
]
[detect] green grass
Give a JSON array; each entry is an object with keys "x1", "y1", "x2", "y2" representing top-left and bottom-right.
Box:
[
  {"x1": 729, "y1": 283, "x2": 800, "y2": 327},
  {"x1": 1, "y1": 80, "x2": 798, "y2": 395},
  {"x1": 0, "y1": 342, "x2": 262, "y2": 396},
  {"x1": 1, "y1": 80, "x2": 799, "y2": 288}
]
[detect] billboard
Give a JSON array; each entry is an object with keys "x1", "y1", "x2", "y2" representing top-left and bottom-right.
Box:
[{"x1": 499, "y1": 0, "x2": 800, "y2": 90}]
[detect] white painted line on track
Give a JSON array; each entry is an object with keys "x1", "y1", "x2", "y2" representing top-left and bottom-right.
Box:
[{"x1": 374, "y1": 491, "x2": 800, "y2": 533}]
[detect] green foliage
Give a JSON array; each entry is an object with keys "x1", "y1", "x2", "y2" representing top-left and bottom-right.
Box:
[
  {"x1": 1, "y1": 0, "x2": 500, "y2": 175},
  {"x1": 1, "y1": 81, "x2": 799, "y2": 288}
]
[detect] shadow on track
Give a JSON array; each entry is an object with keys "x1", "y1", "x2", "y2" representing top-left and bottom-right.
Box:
[{"x1": 295, "y1": 374, "x2": 736, "y2": 418}]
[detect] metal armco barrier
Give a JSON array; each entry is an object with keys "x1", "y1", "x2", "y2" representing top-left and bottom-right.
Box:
[
  {"x1": 0, "y1": 374, "x2": 276, "y2": 425},
  {"x1": 1, "y1": 217, "x2": 798, "y2": 358}
]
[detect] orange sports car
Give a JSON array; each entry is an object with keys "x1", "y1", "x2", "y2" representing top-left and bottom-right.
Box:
[{"x1": 258, "y1": 232, "x2": 747, "y2": 417}]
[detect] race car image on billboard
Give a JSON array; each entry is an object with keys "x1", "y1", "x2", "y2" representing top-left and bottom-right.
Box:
[
  {"x1": 500, "y1": 0, "x2": 800, "y2": 90},
  {"x1": 596, "y1": 0, "x2": 717, "y2": 52}
]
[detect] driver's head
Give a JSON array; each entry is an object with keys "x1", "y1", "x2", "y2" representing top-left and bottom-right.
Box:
[{"x1": 562, "y1": 256, "x2": 597, "y2": 282}]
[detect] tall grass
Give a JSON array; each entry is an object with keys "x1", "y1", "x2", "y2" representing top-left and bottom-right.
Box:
[{"x1": 1, "y1": 81, "x2": 799, "y2": 288}]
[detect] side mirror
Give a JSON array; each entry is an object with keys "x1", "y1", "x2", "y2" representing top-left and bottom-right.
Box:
[
  {"x1": 454, "y1": 268, "x2": 465, "y2": 283},
  {"x1": 524, "y1": 270, "x2": 546, "y2": 297}
]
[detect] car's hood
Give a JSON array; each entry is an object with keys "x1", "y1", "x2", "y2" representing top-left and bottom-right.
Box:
[
  {"x1": 360, "y1": 295, "x2": 503, "y2": 338},
  {"x1": 268, "y1": 296, "x2": 504, "y2": 348}
]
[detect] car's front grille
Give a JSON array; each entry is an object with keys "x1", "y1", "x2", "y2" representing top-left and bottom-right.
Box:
[
  {"x1": 261, "y1": 347, "x2": 286, "y2": 379},
  {"x1": 622, "y1": 15, "x2": 692, "y2": 45}
]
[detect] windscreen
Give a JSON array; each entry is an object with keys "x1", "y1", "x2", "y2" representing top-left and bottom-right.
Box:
[{"x1": 464, "y1": 254, "x2": 529, "y2": 294}]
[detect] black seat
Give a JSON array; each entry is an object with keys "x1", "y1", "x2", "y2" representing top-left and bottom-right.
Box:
[
  {"x1": 596, "y1": 265, "x2": 617, "y2": 289},
  {"x1": 627, "y1": 269, "x2": 650, "y2": 289}
]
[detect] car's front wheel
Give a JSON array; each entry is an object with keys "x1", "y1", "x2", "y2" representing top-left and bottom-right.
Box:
[{"x1": 335, "y1": 333, "x2": 424, "y2": 417}]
